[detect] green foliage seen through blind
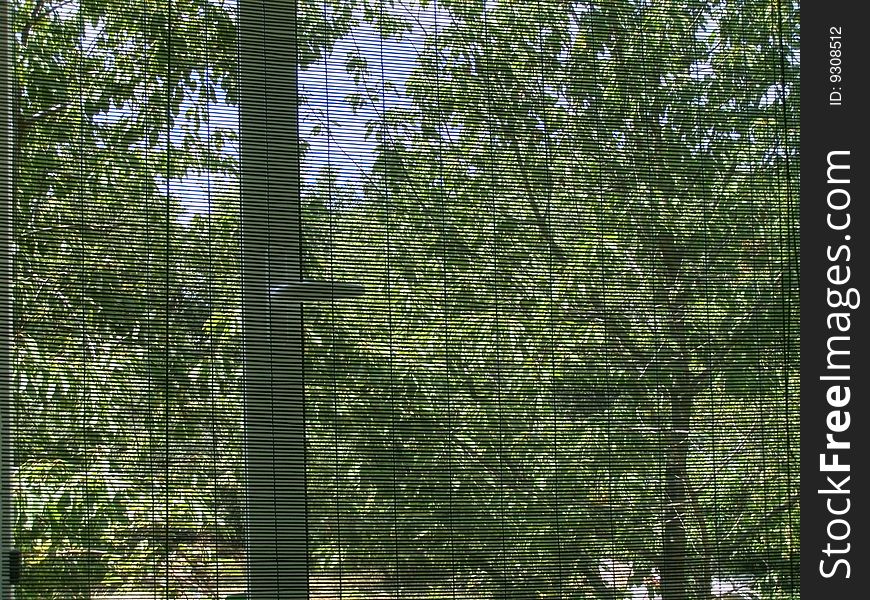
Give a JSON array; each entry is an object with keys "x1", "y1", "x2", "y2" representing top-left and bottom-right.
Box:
[{"x1": 6, "y1": 0, "x2": 798, "y2": 598}]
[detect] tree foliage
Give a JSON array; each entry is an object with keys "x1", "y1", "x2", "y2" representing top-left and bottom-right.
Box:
[{"x1": 9, "y1": 0, "x2": 798, "y2": 599}]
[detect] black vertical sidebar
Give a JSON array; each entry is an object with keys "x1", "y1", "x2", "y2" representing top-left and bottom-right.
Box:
[
  {"x1": 801, "y1": 2, "x2": 868, "y2": 598},
  {"x1": 238, "y1": 1, "x2": 308, "y2": 599}
]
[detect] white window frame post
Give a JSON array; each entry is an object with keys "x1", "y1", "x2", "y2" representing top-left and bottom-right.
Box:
[{"x1": 238, "y1": 1, "x2": 308, "y2": 598}]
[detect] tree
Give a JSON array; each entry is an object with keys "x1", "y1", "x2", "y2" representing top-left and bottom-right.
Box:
[
  {"x1": 8, "y1": 0, "x2": 798, "y2": 598},
  {"x1": 302, "y1": 1, "x2": 798, "y2": 598}
]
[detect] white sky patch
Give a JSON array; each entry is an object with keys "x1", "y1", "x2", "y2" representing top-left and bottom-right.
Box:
[
  {"x1": 690, "y1": 59, "x2": 714, "y2": 80},
  {"x1": 160, "y1": 71, "x2": 239, "y2": 223},
  {"x1": 156, "y1": 172, "x2": 236, "y2": 226},
  {"x1": 53, "y1": 0, "x2": 80, "y2": 21},
  {"x1": 177, "y1": 72, "x2": 239, "y2": 158},
  {"x1": 299, "y1": 3, "x2": 427, "y2": 194},
  {"x1": 759, "y1": 82, "x2": 788, "y2": 107},
  {"x1": 93, "y1": 100, "x2": 134, "y2": 126},
  {"x1": 91, "y1": 73, "x2": 238, "y2": 221},
  {"x1": 82, "y1": 20, "x2": 104, "y2": 55},
  {"x1": 710, "y1": 575, "x2": 758, "y2": 599}
]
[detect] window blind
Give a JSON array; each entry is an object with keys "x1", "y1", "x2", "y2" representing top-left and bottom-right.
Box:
[{"x1": 2, "y1": 1, "x2": 798, "y2": 599}]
